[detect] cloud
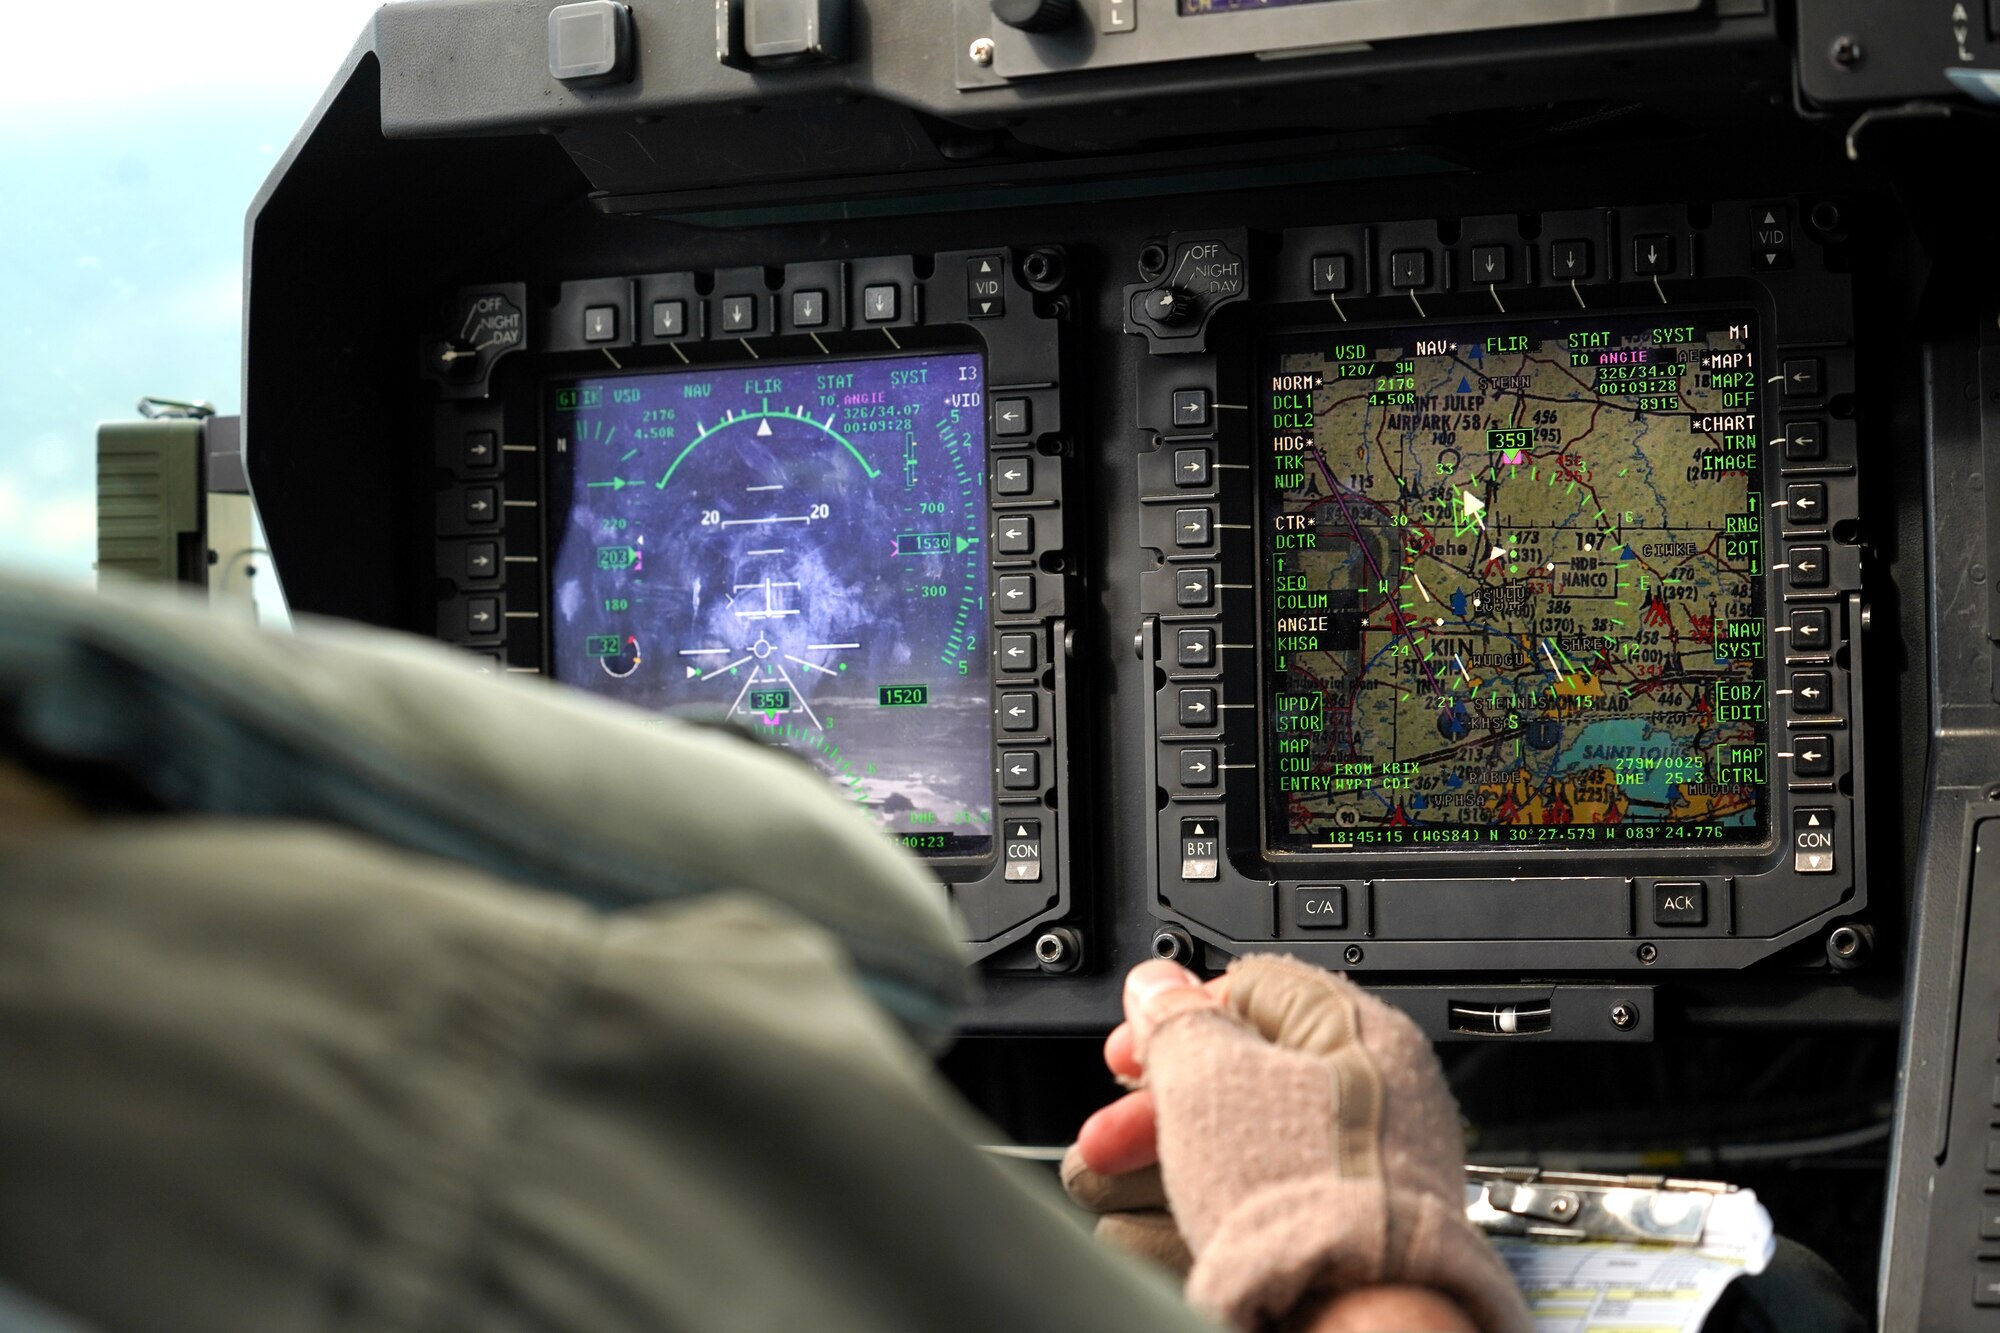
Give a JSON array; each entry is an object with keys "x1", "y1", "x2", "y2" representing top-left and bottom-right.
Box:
[
  {"x1": 159, "y1": 266, "x2": 247, "y2": 337},
  {"x1": 0, "y1": 0, "x2": 383, "y2": 115},
  {"x1": 0, "y1": 473, "x2": 96, "y2": 582}
]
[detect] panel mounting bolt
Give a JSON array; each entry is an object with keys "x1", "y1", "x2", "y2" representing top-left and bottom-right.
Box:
[
  {"x1": 970, "y1": 36, "x2": 996, "y2": 65},
  {"x1": 1830, "y1": 35, "x2": 1863, "y2": 69},
  {"x1": 1034, "y1": 927, "x2": 1081, "y2": 973},
  {"x1": 1609, "y1": 1002, "x2": 1638, "y2": 1031}
]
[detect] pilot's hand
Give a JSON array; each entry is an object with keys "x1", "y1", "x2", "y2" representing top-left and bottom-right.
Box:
[{"x1": 1066, "y1": 957, "x2": 1531, "y2": 1333}]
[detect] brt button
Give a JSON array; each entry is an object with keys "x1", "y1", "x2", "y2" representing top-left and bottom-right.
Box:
[
  {"x1": 1794, "y1": 807, "x2": 1836, "y2": 874},
  {"x1": 1180, "y1": 817, "x2": 1219, "y2": 880}
]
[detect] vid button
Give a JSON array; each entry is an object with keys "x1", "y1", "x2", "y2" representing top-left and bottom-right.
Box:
[{"x1": 1794, "y1": 807, "x2": 1836, "y2": 874}]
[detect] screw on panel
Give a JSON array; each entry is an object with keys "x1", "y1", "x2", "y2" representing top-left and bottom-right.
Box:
[
  {"x1": 1609, "y1": 1002, "x2": 1639, "y2": 1031},
  {"x1": 1636, "y1": 942, "x2": 1658, "y2": 965},
  {"x1": 1826, "y1": 923, "x2": 1872, "y2": 970},
  {"x1": 1021, "y1": 246, "x2": 1069, "y2": 294},
  {"x1": 1830, "y1": 36, "x2": 1863, "y2": 69},
  {"x1": 1344, "y1": 944, "x2": 1364, "y2": 965},
  {"x1": 970, "y1": 36, "x2": 996, "y2": 65},
  {"x1": 1035, "y1": 927, "x2": 1082, "y2": 973},
  {"x1": 1151, "y1": 927, "x2": 1194, "y2": 964}
]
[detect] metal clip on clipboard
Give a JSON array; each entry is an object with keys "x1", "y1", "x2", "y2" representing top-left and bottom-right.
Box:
[
  {"x1": 1465, "y1": 1166, "x2": 1775, "y2": 1333},
  {"x1": 1466, "y1": 1165, "x2": 1734, "y2": 1245}
]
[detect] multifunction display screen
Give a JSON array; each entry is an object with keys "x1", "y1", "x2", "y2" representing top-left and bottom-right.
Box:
[
  {"x1": 1259, "y1": 312, "x2": 1768, "y2": 851},
  {"x1": 548, "y1": 352, "x2": 994, "y2": 857}
]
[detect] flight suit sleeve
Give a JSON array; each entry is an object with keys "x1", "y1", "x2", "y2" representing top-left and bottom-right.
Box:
[{"x1": 0, "y1": 818, "x2": 1215, "y2": 1333}]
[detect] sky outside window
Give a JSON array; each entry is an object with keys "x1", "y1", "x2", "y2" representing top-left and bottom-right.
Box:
[{"x1": 1, "y1": 0, "x2": 384, "y2": 582}]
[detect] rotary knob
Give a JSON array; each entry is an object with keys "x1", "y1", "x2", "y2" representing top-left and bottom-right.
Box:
[
  {"x1": 1144, "y1": 287, "x2": 1195, "y2": 326},
  {"x1": 990, "y1": 0, "x2": 1075, "y2": 33}
]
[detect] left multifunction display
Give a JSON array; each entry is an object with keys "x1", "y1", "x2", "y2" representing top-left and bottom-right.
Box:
[
  {"x1": 544, "y1": 353, "x2": 996, "y2": 859},
  {"x1": 418, "y1": 252, "x2": 1082, "y2": 964}
]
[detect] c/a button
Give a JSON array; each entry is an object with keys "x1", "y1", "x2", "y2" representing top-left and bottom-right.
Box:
[{"x1": 1293, "y1": 885, "x2": 1347, "y2": 929}]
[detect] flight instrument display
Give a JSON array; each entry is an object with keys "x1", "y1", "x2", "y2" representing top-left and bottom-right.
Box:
[
  {"x1": 1260, "y1": 312, "x2": 1768, "y2": 851},
  {"x1": 547, "y1": 352, "x2": 995, "y2": 857}
]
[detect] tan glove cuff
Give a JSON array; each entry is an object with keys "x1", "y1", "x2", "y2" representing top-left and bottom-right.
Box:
[{"x1": 1184, "y1": 1177, "x2": 1529, "y2": 1333}]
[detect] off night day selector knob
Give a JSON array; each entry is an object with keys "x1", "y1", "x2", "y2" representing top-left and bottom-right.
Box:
[
  {"x1": 1146, "y1": 287, "x2": 1195, "y2": 325},
  {"x1": 991, "y1": 0, "x2": 1074, "y2": 33}
]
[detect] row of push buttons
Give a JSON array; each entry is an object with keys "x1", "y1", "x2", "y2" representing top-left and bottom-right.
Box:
[
  {"x1": 1310, "y1": 235, "x2": 1674, "y2": 294},
  {"x1": 576, "y1": 280, "x2": 910, "y2": 346},
  {"x1": 1771, "y1": 348, "x2": 1847, "y2": 805},
  {"x1": 1151, "y1": 364, "x2": 1225, "y2": 814},
  {"x1": 1304, "y1": 203, "x2": 1806, "y2": 298}
]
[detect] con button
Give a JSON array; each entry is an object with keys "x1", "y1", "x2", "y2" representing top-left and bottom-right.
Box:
[
  {"x1": 1003, "y1": 817, "x2": 1042, "y2": 882},
  {"x1": 1794, "y1": 807, "x2": 1836, "y2": 874}
]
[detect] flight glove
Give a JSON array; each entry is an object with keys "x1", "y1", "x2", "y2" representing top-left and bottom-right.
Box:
[{"x1": 1068, "y1": 955, "x2": 1531, "y2": 1333}]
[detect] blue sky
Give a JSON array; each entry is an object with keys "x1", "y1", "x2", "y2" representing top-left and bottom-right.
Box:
[{"x1": 1, "y1": 1, "x2": 383, "y2": 582}]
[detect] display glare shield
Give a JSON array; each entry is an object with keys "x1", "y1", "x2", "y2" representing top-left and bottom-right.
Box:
[
  {"x1": 547, "y1": 352, "x2": 994, "y2": 857},
  {"x1": 1260, "y1": 312, "x2": 1768, "y2": 851}
]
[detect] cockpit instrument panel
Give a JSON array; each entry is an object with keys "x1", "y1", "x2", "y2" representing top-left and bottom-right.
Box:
[
  {"x1": 421, "y1": 252, "x2": 1082, "y2": 959},
  {"x1": 1129, "y1": 203, "x2": 1865, "y2": 972}
]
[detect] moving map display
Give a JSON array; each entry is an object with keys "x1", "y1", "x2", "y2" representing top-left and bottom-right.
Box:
[
  {"x1": 547, "y1": 352, "x2": 994, "y2": 857},
  {"x1": 1260, "y1": 312, "x2": 1768, "y2": 851}
]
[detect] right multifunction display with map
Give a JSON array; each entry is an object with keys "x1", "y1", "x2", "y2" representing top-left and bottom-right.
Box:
[{"x1": 1260, "y1": 312, "x2": 1767, "y2": 852}]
